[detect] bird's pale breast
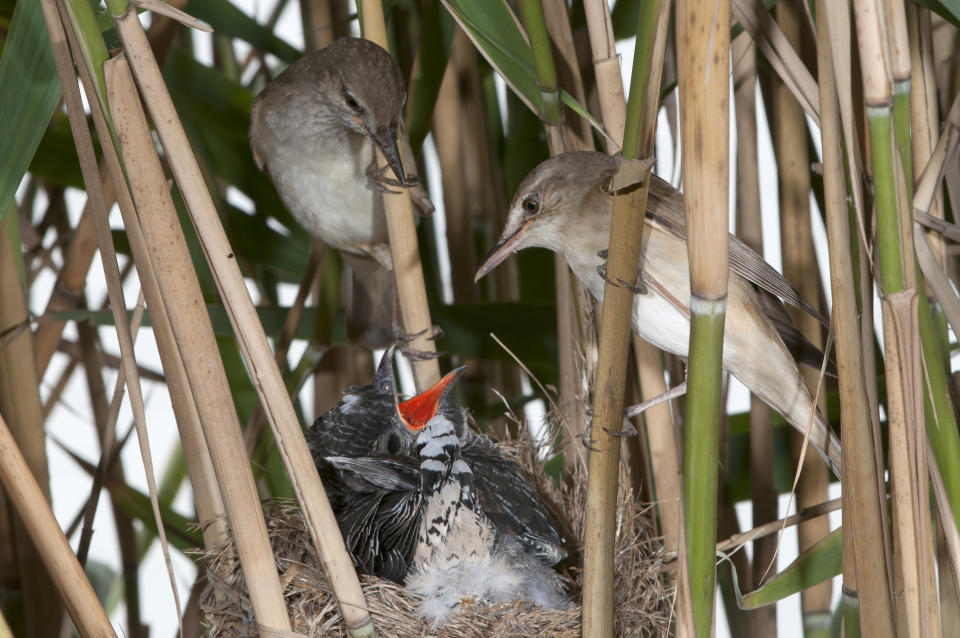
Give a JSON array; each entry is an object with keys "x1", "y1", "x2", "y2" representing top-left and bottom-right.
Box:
[{"x1": 264, "y1": 125, "x2": 388, "y2": 254}]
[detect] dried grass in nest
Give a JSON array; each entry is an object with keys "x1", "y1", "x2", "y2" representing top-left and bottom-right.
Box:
[{"x1": 198, "y1": 437, "x2": 671, "y2": 637}]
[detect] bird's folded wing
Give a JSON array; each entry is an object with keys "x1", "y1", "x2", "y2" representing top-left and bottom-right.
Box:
[
  {"x1": 647, "y1": 176, "x2": 829, "y2": 327},
  {"x1": 463, "y1": 436, "x2": 568, "y2": 563},
  {"x1": 325, "y1": 455, "x2": 419, "y2": 491}
]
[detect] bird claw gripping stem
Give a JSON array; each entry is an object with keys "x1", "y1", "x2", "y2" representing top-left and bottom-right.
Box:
[
  {"x1": 581, "y1": 406, "x2": 641, "y2": 446},
  {"x1": 394, "y1": 325, "x2": 446, "y2": 361},
  {"x1": 595, "y1": 250, "x2": 649, "y2": 295},
  {"x1": 373, "y1": 162, "x2": 420, "y2": 194}
]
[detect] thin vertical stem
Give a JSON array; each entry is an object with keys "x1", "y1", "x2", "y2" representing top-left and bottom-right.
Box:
[
  {"x1": 358, "y1": 0, "x2": 441, "y2": 391},
  {"x1": 677, "y1": 0, "x2": 731, "y2": 633}
]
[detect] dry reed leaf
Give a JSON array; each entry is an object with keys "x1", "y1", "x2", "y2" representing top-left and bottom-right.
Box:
[{"x1": 731, "y1": 0, "x2": 820, "y2": 125}]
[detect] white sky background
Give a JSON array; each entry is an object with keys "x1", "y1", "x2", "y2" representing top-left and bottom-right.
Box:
[{"x1": 27, "y1": 3, "x2": 925, "y2": 636}]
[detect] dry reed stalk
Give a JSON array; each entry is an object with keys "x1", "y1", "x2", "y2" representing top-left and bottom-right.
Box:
[
  {"x1": 853, "y1": 1, "x2": 938, "y2": 634},
  {"x1": 677, "y1": 0, "x2": 731, "y2": 634},
  {"x1": 0, "y1": 213, "x2": 63, "y2": 638},
  {"x1": 74, "y1": 315, "x2": 145, "y2": 638},
  {"x1": 732, "y1": 31, "x2": 777, "y2": 637},
  {"x1": 823, "y1": 0, "x2": 890, "y2": 539},
  {"x1": 817, "y1": 2, "x2": 897, "y2": 635},
  {"x1": 105, "y1": 52, "x2": 294, "y2": 631},
  {"x1": 582, "y1": 0, "x2": 624, "y2": 153},
  {"x1": 731, "y1": 0, "x2": 820, "y2": 125},
  {"x1": 52, "y1": 0, "x2": 228, "y2": 556},
  {"x1": 32, "y1": 174, "x2": 110, "y2": 377},
  {"x1": 542, "y1": 0, "x2": 593, "y2": 150},
  {"x1": 930, "y1": 445, "x2": 960, "y2": 635},
  {"x1": 578, "y1": 1, "x2": 669, "y2": 635},
  {"x1": 35, "y1": 0, "x2": 181, "y2": 379},
  {"x1": 0, "y1": 412, "x2": 116, "y2": 638},
  {"x1": 304, "y1": 0, "x2": 337, "y2": 50},
  {"x1": 432, "y1": 47, "x2": 473, "y2": 300},
  {"x1": 46, "y1": 11, "x2": 185, "y2": 625},
  {"x1": 358, "y1": 0, "x2": 440, "y2": 391},
  {"x1": 907, "y1": 6, "x2": 945, "y2": 263},
  {"x1": 111, "y1": 9, "x2": 373, "y2": 633},
  {"x1": 771, "y1": 2, "x2": 832, "y2": 630}
]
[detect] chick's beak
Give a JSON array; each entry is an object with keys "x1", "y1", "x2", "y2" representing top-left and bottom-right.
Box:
[
  {"x1": 397, "y1": 366, "x2": 466, "y2": 430},
  {"x1": 474, "y1": 219, "x2": 533, "y2": 283}
]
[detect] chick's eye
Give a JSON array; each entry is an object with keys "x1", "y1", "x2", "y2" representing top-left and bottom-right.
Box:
[
  {"x1": 344, "y1": 91, "x2": 362, "y2": 112},
  {"x1": 521, "y1": 195, "x2": 540, "y2": 215},
  {"x1": 386, "y1": 433, "x2": 402, "y2": 454}
]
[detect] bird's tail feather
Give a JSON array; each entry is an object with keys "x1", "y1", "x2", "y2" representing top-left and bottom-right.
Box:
[{"x1": 341, "y1": 253, "x2": 397, "y2": 350}]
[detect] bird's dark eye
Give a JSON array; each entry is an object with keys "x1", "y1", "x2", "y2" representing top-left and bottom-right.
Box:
[
  {"x1": 385, "y1": 432, "x2": 402, "y2": 454},
  {"x1": 521, "y1": 195, "x2": 540, "y2": 215},
  {"x1": 344, "y1": 91, "x2": 362, "y2": 112}
]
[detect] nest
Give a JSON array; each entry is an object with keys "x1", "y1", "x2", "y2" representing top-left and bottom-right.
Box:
[{"x1": 198, "y1": 438, "x2": 671, "y2": 637}]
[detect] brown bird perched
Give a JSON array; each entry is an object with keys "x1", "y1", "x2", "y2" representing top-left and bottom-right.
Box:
[
  {"x1": 250, "y1": 37, "x2": 431, "y2": 348},
  {"x1": 475, "y1": 151, "x2": 841, "y2": 475}
]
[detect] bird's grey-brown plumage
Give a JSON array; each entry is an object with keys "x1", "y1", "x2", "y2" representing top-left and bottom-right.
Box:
[
  {"x1": 250, "y1": 37, "x2": 431, "y2": 348},
  {"x1": 476, "y1": 151, "x2": 841, "y2": 474}
]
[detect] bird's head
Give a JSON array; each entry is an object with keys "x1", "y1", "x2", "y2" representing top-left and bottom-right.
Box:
[
  {"x1": 475, "y1": 151, "x2": 619, "y2": 282},
  {"x1": 320, "y1": 38, "x2": 409, "y2": 185},
  {"x1": 397, "y1": 366, "x2": 467, "y2": 434},
  {"x1": 367, "y1": 350, "x2": 467, "y2": 456}
]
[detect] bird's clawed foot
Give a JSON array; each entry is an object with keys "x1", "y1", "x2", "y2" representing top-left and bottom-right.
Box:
[
  {"x1": 595, "y1": 250, "x2": 648, "y2": 295},
  {"x1": 578, "y1": 410, "x2": 638, "y2": 450},
  {"x1": 373, "y1": 164, "x2": 419, "y2": 194},
  {"x1": 579, "y1": 428, "x2": 601, "y2": 452},
  {"x1": 623, "y1": 381, "x2": 688, "y2": 419},
  {"x1": 394, "y1": 325, "x2": 445, "y2": 361}
]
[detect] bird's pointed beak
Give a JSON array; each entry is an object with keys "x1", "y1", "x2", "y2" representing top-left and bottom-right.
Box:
[
  {"x1": 372, "y1": 126, "x2": 407, "y2": 186},
  {"x1": 397, "y1": 366, "x2": 466, "y2": 430},
  {"x1": 474, "y1": 220, "x2": 533, "y2": 282},
  {"x1": 374, "y1": 344, "x2": 397, "y2": 388}
]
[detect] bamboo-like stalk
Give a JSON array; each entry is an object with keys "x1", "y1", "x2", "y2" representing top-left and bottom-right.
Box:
[
  {"x1": 45, "y1": 6, "x2": 186, "y2": 626},
  {"x1": 732, "y1": 31, "x2": 776, "y2": 638},
  {"x1": 358, "y1": 0, "x2": 440, "y2": 391},
  {"x1": 582, "y1": 0, "x2": 625, "y2": 154},
  {"x1": 107, "y1": 7, "x2": 374, "y2": 633},
  {"x1": 903, "y1": 5, "x2": 960, "y2": 552},
  {"x1": 888, "y1": 4, "x2": 946, "y2": 635},
  {"x1": 577, "y1": 2, "x2": 669, "y2": 636},
  {"x1": 907, "y1": 5, "x2": 945, "y2": 262},
  {"x1": 0, "y1": 412, "x2": 117, "y2": 638},
  {"x1": 677, "y1": 0, "x2": 731, "y2": 633},
  {"x1": 815, "y1": 2, "x2": 889, "y2": 636},
  {"x1": 519, "y1": 0, "x2": 563, "y2": 150},
  {"x1": 56, "y1": 2, "x2": 228, "y2": 554},
  {"x1": 0, "y1": 212, "x2": 64, "y2": 638},
  {"x1": 853, "y1": 2, "x2": 940, "y2": 635},
  {"x1": 103, "y1": 52, "x2": 293, "y2": 633},
  {"x1": 771, "y1": 3, "x2": 832, "y2": 633}
]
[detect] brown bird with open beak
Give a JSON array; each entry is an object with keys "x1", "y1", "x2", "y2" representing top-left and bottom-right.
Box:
[
  {"x1": 475, "y1": 151, "x2": 841, "y2": 474},
  {"x1": 250, "y1": 37, "x2": 431, "y2": 348}
]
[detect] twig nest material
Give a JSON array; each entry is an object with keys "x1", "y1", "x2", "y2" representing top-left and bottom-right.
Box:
[{"x1": 198, "y1": 441, "x2": 670, "y2": 637}]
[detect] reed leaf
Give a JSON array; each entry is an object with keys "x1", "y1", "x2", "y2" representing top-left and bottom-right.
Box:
[{"x1": 0, "y1": 0, "x2": 59, "y2": 217}]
